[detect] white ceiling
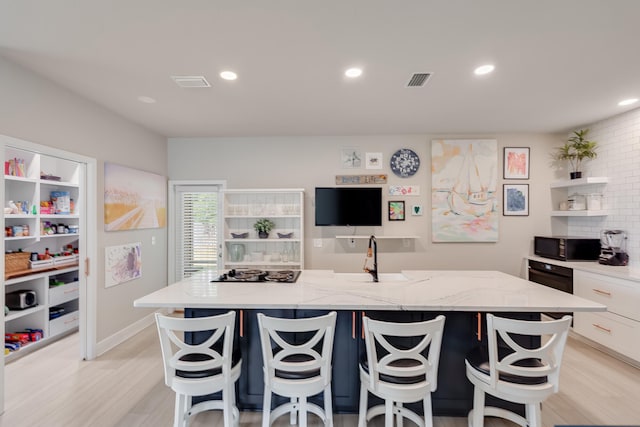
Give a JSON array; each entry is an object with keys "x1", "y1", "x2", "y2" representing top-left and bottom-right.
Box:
[{"x1": 1, "y1": 1, "x2": 639, "y2": 138}]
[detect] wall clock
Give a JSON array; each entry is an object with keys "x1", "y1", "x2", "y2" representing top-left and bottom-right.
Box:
[{"x1": 390, "y1": 148, "x2": 420, "y2": 177}]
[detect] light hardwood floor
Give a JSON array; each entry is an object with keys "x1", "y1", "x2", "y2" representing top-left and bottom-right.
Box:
[{"x1": 1, "y1": 324, "x2": 639, "y2": 427}]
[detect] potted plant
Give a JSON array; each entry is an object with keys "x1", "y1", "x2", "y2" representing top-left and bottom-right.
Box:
[
  {"x1": 554, "y1": 129, "x2": 598, "y2": 179},
  {"x1": 253, "y1": 218, "x2": 275, "y2": 238}
]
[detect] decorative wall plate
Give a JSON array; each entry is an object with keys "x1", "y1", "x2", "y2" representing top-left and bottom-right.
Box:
[{"x1": 390, "y1": 148, "x2": 420, "y2": 177}]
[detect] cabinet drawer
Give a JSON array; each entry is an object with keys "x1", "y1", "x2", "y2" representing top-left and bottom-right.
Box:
[
  {"x1": 574, "y1": 311, "x2": 640, "y2": 362},
  {"x1": 49, "y1": 311, "x2": 79, "y2": 336},
  {"x1": 574, "y1": 270, "x2": 640, "y2": 321},
  {"x1": 49, "y1": 281, "x2": 79, "y2": 306}
]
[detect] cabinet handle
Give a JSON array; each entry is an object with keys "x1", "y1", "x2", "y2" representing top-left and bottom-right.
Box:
[
  {"x1": 240, "y1": 309, "x2": 244, "y2": 337},
  {"x1": 351, "y1": 311, "x2": 355, "y2": 339},
  {"x1": 476, "y1": 312, "x2": 482, "y2": 341},
  {"x1": 592, "y1": 323, "x2": 612, "y2": 334},
  {"x1": 592, "y1": 288, "x2": 612, "y2": 297},
  {"x1": 361, "y1": 311, "x2": 365, "y2": 339}
]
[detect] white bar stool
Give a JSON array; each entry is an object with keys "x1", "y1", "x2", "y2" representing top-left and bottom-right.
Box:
[
  {"x1": 155, "y1": 311, "x2": 242, "y2": 427},
  {"x1": 465, "y1": 314, "x2": 572, "y2": 427},
  {"x1": 358, "y1": 314, "x2": 446, "y2": 427},
  {"x1": 257, "y1": 311, "x2": 337, "y2": 427}
]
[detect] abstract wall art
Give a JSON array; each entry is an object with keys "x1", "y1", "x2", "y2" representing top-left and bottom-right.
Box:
[
  {"x1": 104, "y1": 163, "x2": 167, "y2": 231},
  {"x1": 431, "y1": 139, "x2": 498, "y2": 242}
]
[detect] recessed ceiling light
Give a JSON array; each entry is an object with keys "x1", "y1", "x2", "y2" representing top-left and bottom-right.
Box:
[
  {"x1": 137, "y1": 96, "x2": 156, "y2": 104},
  {"x1": 618, "y1": 98, "x2": 638, "y2": 106},
  {"x1": 474, "y1": 64, "x2": 495, "y2": 75},
  {"x1": 345, "y1": 68, "x2": 363, "y2": 78},
  {"x1": 220, "y1": 71, "x2": 237, "y2": 81}
]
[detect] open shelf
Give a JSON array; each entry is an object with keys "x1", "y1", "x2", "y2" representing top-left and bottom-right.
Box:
[
  {"x1": 550, "y1": 177, "x2": 608, "y2": 188},
  {"x1": 551, "y1": 210, "x2": 609, "y2": 217}
]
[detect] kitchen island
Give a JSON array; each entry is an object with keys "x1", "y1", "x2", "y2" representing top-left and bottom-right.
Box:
[{"x1": 134, "y1": 270, "x2": 605, "y2": 416}]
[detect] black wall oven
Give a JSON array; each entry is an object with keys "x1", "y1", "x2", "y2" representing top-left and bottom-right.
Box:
[{"x1": 527, "y1": 259, "x2": 573, "y2": 319}]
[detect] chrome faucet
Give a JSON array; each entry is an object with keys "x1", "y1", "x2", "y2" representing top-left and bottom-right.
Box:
[{"x1": 363, "y1": 235, "x2": 378, "y2": 282}]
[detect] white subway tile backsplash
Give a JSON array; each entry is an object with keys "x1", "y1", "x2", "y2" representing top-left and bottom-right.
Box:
[{"x1": 567, "y1": 107, "x2": 640, "y2": 266}]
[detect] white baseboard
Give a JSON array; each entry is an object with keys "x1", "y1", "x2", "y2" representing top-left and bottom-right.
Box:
[{"x1": 95, "y1": 309, "x2": 168, "y2": 357}]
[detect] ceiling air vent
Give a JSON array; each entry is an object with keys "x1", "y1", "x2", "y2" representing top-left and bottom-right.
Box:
[
  {"x1": 406, "y1": 73, "x2": 432, "y2": 88},
  {"x1": 171, "y1": 75, "x2": 211, "y2": 88}
]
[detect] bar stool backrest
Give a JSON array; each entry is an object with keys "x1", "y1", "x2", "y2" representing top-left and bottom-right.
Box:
[
  {"x1": 155, "y1": 311, "x2": 235, "y2": 387},
  {"x1": 363, "y1": 315, "x2": 445, "y2": 393},
  {"x1": 486, "y1": 314, "x2": 572, "y2": 392},
  {"x1": 258, "y1": 311, "x2": 337, "y2": 387}
]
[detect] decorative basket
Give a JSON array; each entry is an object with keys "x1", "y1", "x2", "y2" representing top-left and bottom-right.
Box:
[{"x1": 5, "y1": 252, "x2": 31, "y2": 274}]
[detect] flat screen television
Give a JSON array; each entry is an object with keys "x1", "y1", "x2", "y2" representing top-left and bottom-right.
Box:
[{"x1": 315, "y1": 187, "x2": 382, "y2": 226}]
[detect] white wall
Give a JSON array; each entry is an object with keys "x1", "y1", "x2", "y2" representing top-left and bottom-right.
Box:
[
  {"x1": 0, "y1": 56, "x2": 168, "y2": 345},
  {"x1": 567, "y1": 107, "x2": 640, "y2": 266},
  {"x1": 169, "y1": 133, "x2": 561, "y2": 276}
]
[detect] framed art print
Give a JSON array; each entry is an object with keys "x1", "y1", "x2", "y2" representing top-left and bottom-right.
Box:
[
  {"x1": 341, "y1": 148, "x2": 362, "y2": 168},
  {"x1": 388, "y1": 201, "x2": 405, "y2": 221},
  {"x1": 365, "y1": 152, "x2": 383, "y2": 169},
  {"x1": 503, "y1": 147, "x2": 530, "y2": 179},
  {"x1": 503, "y1": 184, "x2": 529, "y2": 216}
]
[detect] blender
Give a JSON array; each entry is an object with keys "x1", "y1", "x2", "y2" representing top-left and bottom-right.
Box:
[{"x1": 599, "y1": 230, "x2": 629, "y2": 266}]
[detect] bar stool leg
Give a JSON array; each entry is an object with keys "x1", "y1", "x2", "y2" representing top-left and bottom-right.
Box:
[
  {"x1": 470, "y1": 386, "x2": 485, "y2": 427},
  {"x1": 396, "y1": 402, "x2": 404, "y2": 427},
  {"x1": 299, "y1": 397, "x2": 308, "y2": 427},
  {"x1": 357, "y1": 383, "x2": 368, "y2": 427},
  {"x1": 385, "y1": 399, "x2": 393, "y2": 427},
  {"x1": 423, "y1": 395, "x2": 433, "y2": 427},
  {"x1": 324, "y1": 385, "x2": 334, "y2": 427},
  {"x1": 290, "y1": 397, "x2": 298, "y2": 424},
  {"x1": 262, "y1": 390, "x2": 271, "y2": 427}
]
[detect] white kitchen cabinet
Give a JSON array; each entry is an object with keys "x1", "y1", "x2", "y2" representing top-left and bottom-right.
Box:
[
  {"x1": 222, "y1": 189, "x2": 304, "y2": 270},
  {"x1": 3, "y1": 145, "x2": 82, "y2": 361},
  {"x1": 550, "y1": 177, "x2": 608, "y2": 216},
  {"x1": 573, "y1": 269, "x2": 640, "y2": 363}
]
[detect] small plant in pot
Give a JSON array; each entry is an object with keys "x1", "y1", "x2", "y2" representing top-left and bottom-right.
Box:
[
  {"x1": 254, "y1": 218, "x2": 275, "y2": 238},
  {"x1": 554, "y1": 129, "x2": 598, "y2": 179}
]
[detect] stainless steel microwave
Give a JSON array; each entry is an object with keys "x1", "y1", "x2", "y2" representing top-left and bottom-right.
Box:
[{"x1": 534, "y1": 236, "x2": 600, "y2": 261}]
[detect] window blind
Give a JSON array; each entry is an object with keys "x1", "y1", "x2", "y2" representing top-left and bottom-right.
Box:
[{"x1": 178, "y1": 190, "x2": 219, "y2": 278}]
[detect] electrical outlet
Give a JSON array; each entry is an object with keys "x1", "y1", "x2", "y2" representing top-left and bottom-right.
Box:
[
  {"x1": 313, "y1": 238, "x2": 323, "y2": 248},
  {"x1": 151, "y1": 236, "x2": 156, "y2": 245}
]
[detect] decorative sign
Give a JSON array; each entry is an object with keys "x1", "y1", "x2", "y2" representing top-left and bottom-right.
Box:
[
  {"x1": 390, "y1": 148, "x2": 420, "y2": 177},
  {"x1": 335, "y1": 174, "x2": 388, "y2": 185},
  {"x1": 411, "y1": 205, "x2": 424, "y2": 216},
  {"x1": 389, "y1": 185, "x2": 420, "y2": 196}
]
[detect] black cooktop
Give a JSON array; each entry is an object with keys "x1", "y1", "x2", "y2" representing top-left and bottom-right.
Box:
[{"x1": 211, "y1": 269, "x2": 301, "y2": 283}]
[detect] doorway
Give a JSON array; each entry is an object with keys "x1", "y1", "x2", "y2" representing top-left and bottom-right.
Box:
[{"x1": 1, "y1": 134, "x2": 97, "y2": 412}]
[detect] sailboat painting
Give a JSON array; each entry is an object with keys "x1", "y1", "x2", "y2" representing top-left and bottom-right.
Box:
[{"x1": 431, "y1": 139, "x2": 498, "y2": 242}]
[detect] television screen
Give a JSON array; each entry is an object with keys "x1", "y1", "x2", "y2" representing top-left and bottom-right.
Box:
[{"x1": 315, "y1": 187, "x2": 382, "y2": 226}]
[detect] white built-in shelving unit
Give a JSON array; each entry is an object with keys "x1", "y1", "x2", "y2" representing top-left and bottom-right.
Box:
[
  {"x1": 222, "y1": 189, "x2": 304, "y2": 270},
  {"x1": 3, "y1": 146, "x2": 82, "y2": 361}
]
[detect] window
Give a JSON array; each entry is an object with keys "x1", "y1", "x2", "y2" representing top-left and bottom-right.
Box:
[{"x1": 173, "y1": 184, "x2": 223, "y2": 280}]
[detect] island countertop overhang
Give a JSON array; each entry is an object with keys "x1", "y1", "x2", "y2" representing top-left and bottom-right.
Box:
[{"x1": 134, "y1": 269, "x2": 606, "y2": 313}]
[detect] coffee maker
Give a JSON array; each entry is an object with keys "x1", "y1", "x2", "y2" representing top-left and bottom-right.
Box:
[{"x1": 599, "y1": 229, "x2": 629, "y2": 266}]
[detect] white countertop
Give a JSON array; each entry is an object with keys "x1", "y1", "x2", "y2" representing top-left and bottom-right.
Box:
[{"x1": 134, "y1": 269, "x2": 606, "y2": 313}]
